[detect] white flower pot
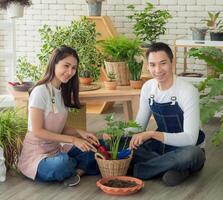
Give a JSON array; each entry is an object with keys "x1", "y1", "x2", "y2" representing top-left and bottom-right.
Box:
[{"x1": 7, "y1": 3, "x2": 24, "y2": 18}]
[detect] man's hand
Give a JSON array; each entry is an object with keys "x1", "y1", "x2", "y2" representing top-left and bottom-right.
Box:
[{"x1": 129, "y1": 131, "x2": 153, "y2": 149}]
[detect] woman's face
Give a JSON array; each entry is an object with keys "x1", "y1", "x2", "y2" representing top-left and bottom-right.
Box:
[
  {"x1": 147, "y1": 51, "x2": 173, "y2": 85},
  {"x1": 54, "y1": 55, "x2": 77, "y2": 85}
]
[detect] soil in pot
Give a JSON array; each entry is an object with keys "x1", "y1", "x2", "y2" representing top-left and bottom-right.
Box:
[{"x1": 103, "y1": 179, "x2": 138, "y2": 188}]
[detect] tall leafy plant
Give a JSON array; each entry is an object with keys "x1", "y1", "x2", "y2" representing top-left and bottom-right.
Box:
[
  {"x1": 188, "y1": 47, "x2": 223, "y2": 146},
  {"x1": 0, "y1": 107, "x2": 27, "y2": 170},
  {"x1": 97, "y1": 114, "x2": 141, "y2": 160},
  {"x1": 127, "y1": 2, "x2": 172, "y2": 44}
]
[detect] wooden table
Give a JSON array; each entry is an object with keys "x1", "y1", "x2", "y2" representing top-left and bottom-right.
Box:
[{"x1": 9, "y1": 85, "x2": 141, "y2": 122}]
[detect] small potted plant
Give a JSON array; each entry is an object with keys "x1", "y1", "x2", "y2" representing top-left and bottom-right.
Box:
[
  {"x1": 95, "y1": 114, "x2": 141, "y2": 177},
  {"x1": 79, "y1": 69, "x2": 92, "y2": 85},
  {"x1": 190, "y1": 26, "x2": 208, "y2": 41},
  {"x1": 127, "y1": 2, "x2": 172, "y2": 47},
  {"x1": 0, "y1": 107, "x2": 27, "y2": 170},
  {"x1": 104, "y1": 71, "x2": 117, "y2": 90},
  {"x1": 128, "y1": 59, "x2": 144, "y2": 89},
  {"x1": 0, "y1": 0, "x2": 32, "y2": 18},
  {"x1": 86, "y1": 0, "x2": 105, "y2": 16},
  {"x1": 8, "y1": 57, "x2": 44, "y2": 92},
  {"x1": 202, "y1": 11, "x2": 223, "y2": 41}
]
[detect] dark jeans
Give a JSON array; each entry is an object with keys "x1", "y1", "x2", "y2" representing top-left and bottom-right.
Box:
[{"x1": 130, "y1": 139, "x2": 206, "y2": 180}]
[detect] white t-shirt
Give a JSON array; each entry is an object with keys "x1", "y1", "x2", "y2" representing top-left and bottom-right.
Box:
[
  {"x1": 136, "y1": 76, "x2": 202, "y2": 147},
  {"x1": 28, "y1": 84, "x2": 67, "y2": 132}
]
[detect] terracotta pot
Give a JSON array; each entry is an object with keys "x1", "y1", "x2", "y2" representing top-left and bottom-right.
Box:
[
  {"x1": 104, "y1": 81, "x2": 117, "y2": 90},
  {"x1": 79, "y1": 77, "x2": 92, "y2": 85},
  {"x1": 130, "y1": 80, "x2": 143, "y2": 89},
  {"x1": 96, "y1": 176, "x2": 144, "y2": 196}
]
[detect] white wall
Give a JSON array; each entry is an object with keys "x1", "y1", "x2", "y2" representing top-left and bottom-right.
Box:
[{"x1": 0, "y1": 0, "x2": 223, "y2": 94}]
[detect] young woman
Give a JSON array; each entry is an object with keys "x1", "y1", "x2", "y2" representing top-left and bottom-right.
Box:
[
  {"x1": 129, "y1": 42, "x2": 206, "y2": 186},
  {"x1": 18, "y1": 46, "x2": 99, "y2": 186}
]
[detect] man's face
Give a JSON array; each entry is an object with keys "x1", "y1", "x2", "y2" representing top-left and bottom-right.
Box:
[{"x1": 147, "y1": 51, "x2": 173, "y2": 84}]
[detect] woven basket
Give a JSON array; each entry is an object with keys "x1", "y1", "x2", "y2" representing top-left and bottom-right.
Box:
[{"x1": 95, "y1": 153, "x2": 132, "y2": 178}]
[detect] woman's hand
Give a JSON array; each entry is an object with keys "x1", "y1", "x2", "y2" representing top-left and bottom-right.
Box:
[
  {"x1": 78, "y1": 130, "x2": 99, "y2": 146},
  {"x1": 72, "y1": 137, "x2": 97, "y2": 152},
  {"x1": 129, "y1": 131, "x2": 152, "y2": 149}
]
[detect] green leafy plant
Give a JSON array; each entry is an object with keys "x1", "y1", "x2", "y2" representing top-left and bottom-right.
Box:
[
  {"x1": 128, "y1": 59, "x2": 143, "y2": 81},
  {"x1": 107, "y1": 71, "x2": 116, "y2": 82},
  {"x1": 99, "y1": 36, "x2": 141, "y2": 62},
  {"x1": 188, "y1": 47, "x2": 223, "y2": 146},
  {"x1": 0, "y1": 107, "x2": 27, "y2": 170},
  {"x1": 97, "y1": 114, "x2": 141, "y2": 160},
  {"x1": 0, "y1": 0, "x2": 32, "y2": 9},
  {"x1": 127, "y1": 2, "x2": 172, "y2": 44},
  {"x1": 17, "y1": 57, "x2": 45, "y2": 82},
  {"x1": 202, "y1": 11, "x2": 223, "y2": 32},
  {"x1": 17, "y1": 17, "x2": 103, "y2": 82}
]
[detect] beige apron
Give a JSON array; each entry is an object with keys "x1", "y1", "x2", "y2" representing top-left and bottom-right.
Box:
[{"x1": 18, "y1": 84, "x2": 69, "y2": 180}]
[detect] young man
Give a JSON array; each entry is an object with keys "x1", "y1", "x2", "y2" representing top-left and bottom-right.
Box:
[{"x1": 129, "y1": 42, "x2": 205, "y2": 186}]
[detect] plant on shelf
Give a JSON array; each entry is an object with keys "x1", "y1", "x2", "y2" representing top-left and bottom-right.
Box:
[
  {"x1": 95, "y1": 114, "x2": 141, "y2": 177},
  {"x1": 127, "y1": 2, "x2": 172, "y2": 46},
  {"x1": 104, "y1": 71, "x2": 117, "y2": 90},
  {"x1": 188, "y1": 47, "x2": 223, "y2": 146},
  {"x1": 0, "y1": 107, "x2": 27, "y2": 170},
  {"x1": 202, "y1": 11, "x2": 223, "y2": 41},
  {"x1": 79, "y1": 68, "x2": 93, "y2": 85},
  {"x1": 99, "y1": 36, "x2": 141, "y2": 86}
]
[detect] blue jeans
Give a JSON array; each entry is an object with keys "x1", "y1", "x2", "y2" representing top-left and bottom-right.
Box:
[
  {"x1": 36, "y1": 147, "x2": 99, "y2": 182},
  {"x1": 130, "y1": 139, "x2": 206, "y2": 180}
]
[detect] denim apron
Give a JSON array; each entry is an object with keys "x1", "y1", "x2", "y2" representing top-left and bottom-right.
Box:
[{"x1": 131, "y1": 94, "x2": 206, "y2": 179}]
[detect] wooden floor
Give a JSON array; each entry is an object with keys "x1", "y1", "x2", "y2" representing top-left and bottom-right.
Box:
[{"x1": 0, "y1": 104, "x2": 223, "y2": 200}]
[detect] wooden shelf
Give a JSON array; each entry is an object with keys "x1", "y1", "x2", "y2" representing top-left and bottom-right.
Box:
[{"x1": 86, "y1": 16, "x2": 118, "y2": 114}]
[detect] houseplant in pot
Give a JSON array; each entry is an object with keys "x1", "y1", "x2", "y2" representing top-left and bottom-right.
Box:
[
  {"x1": 188, "y1": 47, "x2": 223, "y2": 146},
  {"x1": 190, "y1": 26, "x2": 208, "y2": 41},
  {"x1": 127, "y1": 2, "x2": 172, "y2": 47},
  {"x1": 202, "y1": 11, "x2": 223, "y2": 41},
  {"x1": 86, "y1": 0, "x2": 105, "y2": 16},
  {"x1": 100, "y1": 36, "x2": 140, "y2": 86},
  {"x1": 79, "y1": 69, "x2": 93, "y2": 85},
  {"x1": 8, "y1": 56, "x2": 44, "y2": 92},
  {"x1": 0, "y1": 0, "x2": 32, "y2": 18},
  {"x1": 104, "y1": 71, "x2": 117, "y2": 90},
  {"x1": 95, "y1": 114, "x2": 141, "y2": 177},
  {"x1": 0, "y1": 107, "x2": 27, "y2": 170}
]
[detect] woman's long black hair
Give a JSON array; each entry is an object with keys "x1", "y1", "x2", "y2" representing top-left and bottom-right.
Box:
[{"x1": 30, "y1": 46, "x2": 81, "y2": 109}]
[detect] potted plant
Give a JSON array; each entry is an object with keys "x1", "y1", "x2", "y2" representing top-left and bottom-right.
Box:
[
  {"x1": 79, "y1": 69, "x2": 92, "y2": 85},
  {"x1": 0, "y1": 0, "x2": 32, "y2": 18},
  {"x1": 128, "y1": 59, "x2": 144, "y2": 89},
  {"x1": 86, "y1": 0, "x2": 105, "y2": 16},
  {"x1": 202, "y1": 11, "x2": 223, "y2": 41},
  {"x1": 0, "y1": 107, "x2": 27, "y2": 170},
  {"x1": 188, "y1": 47, "x2": 223, "y2": 146},
  {"x1": 100, "y1": 36, "x2": 141, "y2": 86},
  {"x1": 17, "y1": 17, "x2": 103, "y2": 86},
  {"x1": 127, "y1": 2, "x2": 172, "y2": 47},
  {"x1": 190, "y1": 27, "x2": 208, "y2": 41},
  {"x1": 95, "y1": 114, "x2": 141, "y2": 177},
  {"x1": 104, "y1": 71, "x2": 117, "y2": 90}
]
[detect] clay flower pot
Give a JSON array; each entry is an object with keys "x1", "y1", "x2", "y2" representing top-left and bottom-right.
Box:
[
  {"x1": 96, "y1": 176, "x2": 144, "y2": 196},
  {"x1": 79, "y1": 77, "x2": 92, "y2": 85},
  {"x1": 130, "y1": 80, "x2": 143, "y2": 89}
]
